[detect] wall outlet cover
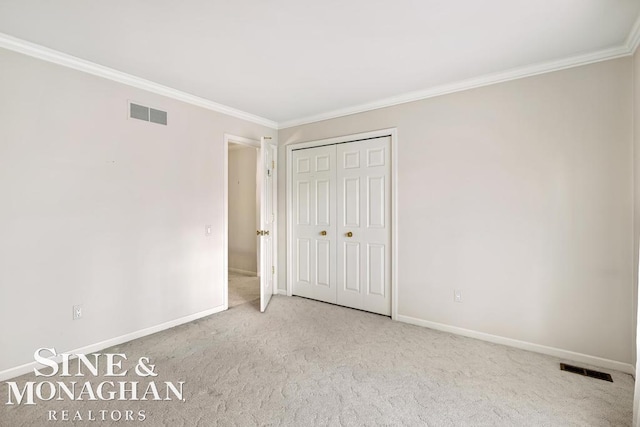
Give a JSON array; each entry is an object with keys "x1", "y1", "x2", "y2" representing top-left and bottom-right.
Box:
[
  {"x1": 73, "y1": 305, "x2": 83, "y2": 320},
  {"x1": 454, "y1": 290, "x2": 462, "y2": 303}
]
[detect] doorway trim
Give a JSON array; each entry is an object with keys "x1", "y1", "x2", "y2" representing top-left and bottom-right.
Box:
[
  {"x1": 223, "y1": 133, "x2": 260, "y2": 310},
  {"x1": 285, "y1": 128, "x2": 399, "y2": 320}
]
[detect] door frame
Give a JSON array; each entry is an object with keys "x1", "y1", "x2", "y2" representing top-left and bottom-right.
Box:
[
  {"x1": 223, "y1": 133, "x2": 261, "y2": 311},
  {"x1": 286, "y1": 128, "x2": 399, "y2": 320}
]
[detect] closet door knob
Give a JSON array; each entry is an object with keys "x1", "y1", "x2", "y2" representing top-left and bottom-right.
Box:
[
  {"x1": 346, "y1": 231, "x2": 353, "y2": 238},
  {"x1": 320, "y1": 230, "x2": 327, "y2": 236}
]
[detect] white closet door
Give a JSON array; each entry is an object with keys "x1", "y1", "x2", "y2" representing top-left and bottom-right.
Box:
[
  {"x1": 292, "y1": 145, "x2": 337, "y2": 304},
  {"x1": 336, "y1": 137, "x2": 391, "y2": 315}
]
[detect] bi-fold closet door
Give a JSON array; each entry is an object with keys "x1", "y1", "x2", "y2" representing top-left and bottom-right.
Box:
[{"x1": 292, "y1": 136, "x2": 391, "y2": 316}]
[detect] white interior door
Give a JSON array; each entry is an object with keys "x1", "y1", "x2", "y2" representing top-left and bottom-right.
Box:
[
  {"x1": 292, "y1": 145, "x2": 337, "y2": 303},
  {"x1": 259, "y1": 137, "x2": 277, "y2": 312},
  {"x1": 336, "y1": 137, "x2": 391, "y2": 315}
]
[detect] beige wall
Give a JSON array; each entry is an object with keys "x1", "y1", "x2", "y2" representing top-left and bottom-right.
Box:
[
  {"x1": 0, "y1": 41, "x2": 635, "y2": 376},
  {"x1": 278, "y1": 57, "x2": 634, "y2": 364},
  {"x1": 228, "y1": 145, "x2": 258, "y2": 273},
  {"x1": 0, "y1": 47, "x2": 276, "y2": 373}
]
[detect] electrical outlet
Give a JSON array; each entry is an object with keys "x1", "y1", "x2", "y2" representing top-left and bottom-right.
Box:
[
  {"x1": 73, "y1": 305, "x2": 83, "y2": 320},
  {"x1": 454, "y1": 290, "x2": 462, "y2": 303}
]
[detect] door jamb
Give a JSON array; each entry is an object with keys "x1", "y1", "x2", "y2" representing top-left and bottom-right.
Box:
[
  {"x1": 223, "y1": 133, "x2": 260, "y2": 311},
  {"x1": 285, "y1": 128, "x2": 399, "y2": 320}
]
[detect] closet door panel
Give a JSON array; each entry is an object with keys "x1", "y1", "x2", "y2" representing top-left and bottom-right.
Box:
[
  {"x1": 296, "y1": 180, "x2": 310, "y2": 225},
  {"x1": 336, "y1": 137, "x2": 391, "y2": 315},
  {"x1": 316, "y1": 240, "x2": 331, "y2": 287},
  {"x1": 367, "y1": 243, "x2": 385, "y2": 296},
  {"x1": 343, "y1": 177, "x2": 360, "y2": 227},
  {"x1": 296, "y1": 238, "x2": 311, "y2": 284},
  {"x1": 292, "y1": 146, "x2": 336, "y2": 303},
  {"x1": 367, "y1": 176, "x2": 385, "y2": 228},
  {"x1": 316, "y1": 179, "x2": 330, "y2": 226}
]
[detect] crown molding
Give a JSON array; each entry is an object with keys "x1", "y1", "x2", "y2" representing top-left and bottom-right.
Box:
[
  {"x1": 626, "y1": 13, "x2": 640, "y2": 54},
  {"x1": 277, "y1": 44, "x2": 632, "y2": 129},
  {"x1": 1, "y1": 27, "x2": 637, "y2": 132},
  {"x1": 0, "y1": 32, "x2": 278, "y2": 129}
]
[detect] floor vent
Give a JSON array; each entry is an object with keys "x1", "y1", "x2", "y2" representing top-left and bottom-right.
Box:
[{"x1": 560, "y1": 363, "x2": 613, "y2": 382}]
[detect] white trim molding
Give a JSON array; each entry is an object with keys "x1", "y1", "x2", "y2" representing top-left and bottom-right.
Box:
[
  {"x1": 278, "y1": 45, "x2": 632, "y2": 129},
  {"x1": 2, "y1": 29, "x2": 639, "y2": 131},
  {"x1": 0, "y1": 305, "x2": 226, "y2": 382},
  {"x1": 626, "y1": 13, "x2": 640, "y2": 55},
  {"x1": 397, "y1": 314, "x2": 635, "y2": 375},
  {"x1": 0, "y1": 32, "x2": 277, "y2": 129},
  {"x1": 285, "y1": 128, "x2": 399, "y2": 320}
]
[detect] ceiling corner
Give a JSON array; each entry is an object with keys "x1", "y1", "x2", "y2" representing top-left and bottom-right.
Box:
[
  {"x1": 626, "y1": 12, "x2": 640, "y2": 54},
  {"x1": 0, "y1": 32, "x2": 279, "y2": 130}
]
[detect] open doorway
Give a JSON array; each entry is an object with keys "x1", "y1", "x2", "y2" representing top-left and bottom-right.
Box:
[{"x1": 225, "y1": 136, "x2": 260, "y2": 309}]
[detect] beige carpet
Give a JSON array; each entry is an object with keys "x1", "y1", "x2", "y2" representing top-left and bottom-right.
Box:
[
  {"x1": 228, "y1": 270, "x2": 260, "y2": 308},
  {"x1": 0, "y1": 296, "x2": 633, "y2": 426}
]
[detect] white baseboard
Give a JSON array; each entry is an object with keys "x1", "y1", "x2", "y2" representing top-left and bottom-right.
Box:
[
  {"x1": 229, "y1": 268, "x2": 257, "y2": 276},
  {"x1": 396, "y1": 314, "x2": 634, "y2": 375},
  {"x1": 0, "y1": 304, "x2": 226, "y2": 382},
  {"x1": 277, "y1": 289, "x2": 288, "y2": 296}
]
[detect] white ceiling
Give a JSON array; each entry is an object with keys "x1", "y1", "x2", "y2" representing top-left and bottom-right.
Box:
[{"x1": 0, "y1": 0, "x2": 639, "y2": 127}]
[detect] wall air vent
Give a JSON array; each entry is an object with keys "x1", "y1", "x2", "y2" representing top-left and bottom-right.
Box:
[
  {"x1": 129, "y1": 102, "x2": 167, "y2": 126},
  {"x1": 149, "y1": 108, "x2": 167, "y2": 125},
  {"x1": 560, "y1": 363, "x2": 613, "y2": 382}
]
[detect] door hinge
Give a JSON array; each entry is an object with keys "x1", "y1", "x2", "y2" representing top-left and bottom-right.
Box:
[
  {"x1": 272, "y1": 266, "x2": 275, "y2": 275},
  {"x1": 272, "y1": 160, "x2": 275, "y2": 169}
]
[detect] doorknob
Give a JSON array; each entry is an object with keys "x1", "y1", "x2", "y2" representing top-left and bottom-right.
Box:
[
  {"x1": 346, "y1": 231, "x2": 353, "y2": 238},
  {"x1": 320, "y1": 230, "x2": 327, "y2": 236},
  {"x1": 257, "y1": 230, "x2": 261, "y2": 236},
  {"x1": 256, "y1": 230, "x2": 270, "y2": 236},
  {"x1": 265, "y1": 230, "x2": 269, "y2": 236}
]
